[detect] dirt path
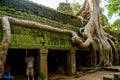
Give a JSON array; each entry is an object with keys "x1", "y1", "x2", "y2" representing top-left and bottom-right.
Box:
[{"x1": 49, "y1": 70, "x2": 116, "y2": 80}]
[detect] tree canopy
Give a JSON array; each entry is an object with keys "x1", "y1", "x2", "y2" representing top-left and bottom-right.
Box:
[
  {"x1": 71, "y1": 2, "x2": 81, "y2": 15},
  {"x1": 107, "y1": 0, "x2": 120, "y2": 17},
  {"x1": 110, "y1": 19, "x2": 120, "y2": 31},
  {"x1": 107, "y1": 0, "x2": 120, "y2": 31}
]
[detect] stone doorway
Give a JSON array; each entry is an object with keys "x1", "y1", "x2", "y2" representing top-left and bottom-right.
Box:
[
  {"x1": 76, "y1": 50, "x2": 89, "y2": 67},
  {"x1": 76, "y1": 50, "x2": 99, "y2": 68},
  {"x1": 48, "y1": 50, "x2": 67, "y2": 75},
  {"x1": 5, "y1": 49, "x2": 39, "y2": 77}
]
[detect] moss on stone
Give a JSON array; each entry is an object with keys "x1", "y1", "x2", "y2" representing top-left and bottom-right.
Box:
[
  {"x1": 93, "y1": 40, "x2": 99, "y2": 51},
  {"x1": 71, "y1": 65, "x2": 76, "y2": 75},
  {"x1": 0, "y1": 7, "x2": 99, "y2": 50},
  {"x1": 9, "y1": 24, "x2": 74, "y2": 49},
  {"x1": 57, "y1": 2, "x2": 74, "y2": 15}
]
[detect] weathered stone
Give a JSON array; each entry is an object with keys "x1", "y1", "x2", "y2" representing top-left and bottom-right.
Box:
[
  {"x1": 102, "y1": 66, "x2": 120, "y2": 72},
  {"x1": 114, "y1": 73, "x2": 120, "y2": 80},
  {"x1": 75, "y1": 71, "x2": 82, "y2": 78},
  {"x1": 39, "y1": 49, "x2": 48, "y2": 79},
  {"x1": 103, "y1": 76, "x2": 114, "y2": 80},
  {"x1": 67, "y1": 50, "x2": 76, "y2": 75},
  {"x1": 87, "y1": 69, "x2": 96, "y2": 73}
]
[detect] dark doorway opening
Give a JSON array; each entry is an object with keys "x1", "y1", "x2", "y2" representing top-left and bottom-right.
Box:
[
  {"x1": 76, "y1": 50, "x2": 89, "y2": 67},
  {"x1": 5, "y1": 49, "x2": 39, "y2": 77},
  {"x1": 5, "y1": 49, "x2": 26, "y2": 76},
  {"x1": 48, "y1": 50, "x2": 67, "y2": 74}
]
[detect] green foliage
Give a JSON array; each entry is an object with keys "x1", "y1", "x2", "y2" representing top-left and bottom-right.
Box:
[
  {"x1": 71, "y1": 2, "x2": 81, "y2": 15},
  {"x1": 0, "y1": 0, "x2": 84, "y2": 27},
  {"x1": 101, "y1": 14, "x2": 110, "y2": 27},
  {"x1": 57, "y1": 2, "x2": 74, "y2": 15},
  {"x1": 107, "y1": 0, "x2": 120, "y2": 17},
  {"x1": 111, "y1": 19, "x2": 120, "y2": 28},
  {"x1": 37, "y1": 73, "x2": 45, "y2": 80},
  {"x1": 105, "y1": 19, "x2": 120, "y2": 31},
  {"x1": 107, "y1": 0, "x2": 120, "y2": 30}
]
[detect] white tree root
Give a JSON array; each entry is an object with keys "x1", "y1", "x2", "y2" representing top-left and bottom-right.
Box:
[
  {"x1": 0, "y1": 17, "x2": 11, "y2": 74},
  {"x1": 76, "y1": 0, "x2": 117, "y2": 66},
  {"x1": 7, "y1": 16, "x2": 83, "y2": 45}
]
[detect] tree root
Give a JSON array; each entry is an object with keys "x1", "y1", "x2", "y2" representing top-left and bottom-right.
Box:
[{"x1": 76, "y1": 0, "x2": 117, "y2": 66}]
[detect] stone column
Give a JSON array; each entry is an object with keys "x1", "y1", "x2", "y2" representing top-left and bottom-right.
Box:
[
  {"x1": 39, "y1": 49, "x2": 48, "y2": 79},
  {"x1": 67, "y1": 50, "x2": 76, "y2": 75}
]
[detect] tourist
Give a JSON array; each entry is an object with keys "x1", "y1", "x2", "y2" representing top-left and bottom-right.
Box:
[
  {"x1": 25, "y1": 53, "x2": 35, "y2": 80},
  {"x1": 0, "y1": 65, "x2": 12, "y2": 80}
]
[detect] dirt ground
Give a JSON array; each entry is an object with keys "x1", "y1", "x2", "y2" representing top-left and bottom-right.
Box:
[{"x1": 48, "y1": 70, "x2": 116, "y2": 80}]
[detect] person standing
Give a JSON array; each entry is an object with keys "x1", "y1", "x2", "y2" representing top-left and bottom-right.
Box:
[{"x1": 25, "y1": 53, "x2": 35, "y2": 80}]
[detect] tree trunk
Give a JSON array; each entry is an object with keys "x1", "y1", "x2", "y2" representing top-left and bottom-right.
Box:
[
  {"x1": 76, "y1": 0, "x2": 118, "y2": 66},
  {"x1": 0, "y1": 17, "x2": 11, "y2": 75},
  {"x1": 66, "y1": 0, "x2": 68, "y2": 3}
]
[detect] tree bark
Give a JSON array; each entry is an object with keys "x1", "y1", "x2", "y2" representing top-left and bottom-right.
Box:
[
  {"x1": 76, "y1": 0, "x2": 117, "y2": 66},
  {"x1": 0, "y1": 17, "x2": 11, "y2": 75},
  {"x1": 65, "y1": 0, "x2": 68, "y2": 3}
]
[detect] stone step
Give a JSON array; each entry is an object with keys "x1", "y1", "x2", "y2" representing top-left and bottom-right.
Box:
[
  {"x1": 114, "y1": 73, "x2": 120, "y2": 80},
  {"x1": 103, "y1": 75, "x2": 114, "y2": 80},
  {"x1": 102, "y1": 66, "x2": 120, "y2": 72},
  {"x1": 103, "y1": 73, "x2": 120, "y2": 80},
  {"x1": 80, "y1": 67, "x2": 101, "y2": 71}
]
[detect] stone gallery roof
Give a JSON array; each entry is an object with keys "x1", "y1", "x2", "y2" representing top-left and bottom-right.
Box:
[{"x1": 0, "y1": 4, "x2": 98, "y2": 50}]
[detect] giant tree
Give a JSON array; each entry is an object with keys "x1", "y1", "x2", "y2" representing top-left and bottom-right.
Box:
[
  {"x1": 75, "y1": 0, "x2": 118, "y2": 66},
  {"x1": 0, "y1": 0, "x2": 118, "y2": 70}
]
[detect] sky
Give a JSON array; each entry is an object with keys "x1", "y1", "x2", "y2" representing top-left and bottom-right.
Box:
[
  {"x1": 29, "y1": 0, "x2": 118, "y2": 24},
  {"x1": 29, "y1": 0, "x2": 83, "y2": 9}
]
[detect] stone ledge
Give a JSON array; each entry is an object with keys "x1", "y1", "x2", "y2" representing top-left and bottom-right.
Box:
[{"x1": 103, "y1": 75, "x2": 114, "y2": 80}]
